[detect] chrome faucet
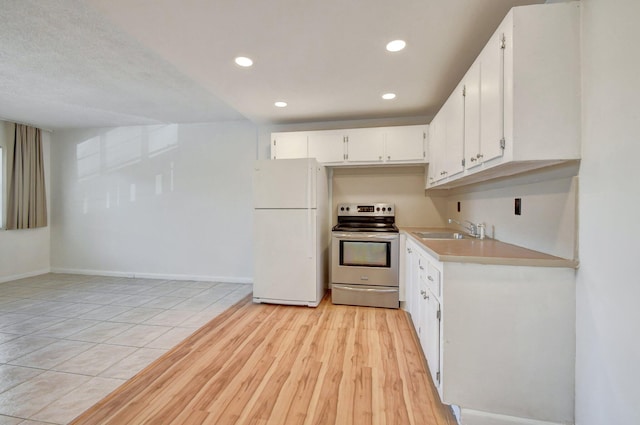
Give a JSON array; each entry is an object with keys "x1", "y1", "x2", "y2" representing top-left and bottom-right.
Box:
[{"x1": 448, "y1": 218, "x2": 485, "y2": 239}]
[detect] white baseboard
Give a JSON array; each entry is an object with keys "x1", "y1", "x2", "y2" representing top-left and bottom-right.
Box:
[
  {"x1": 50, "y1": 267, "x2": 253, "y2": 284},
  {"x1": 0, "y1": 268, "x2": 51, "y2": 284},
  {"x1": 460, "y1": 409, "x2": 570, "y2": 425}
]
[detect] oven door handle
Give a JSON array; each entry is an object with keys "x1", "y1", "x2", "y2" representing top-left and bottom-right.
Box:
[
  {"x1": 332, "y1": 233, "x2": 398, "y2": 240},
  {"x1": 335, "y1": 286, "x2": 398, "y2": 293}
]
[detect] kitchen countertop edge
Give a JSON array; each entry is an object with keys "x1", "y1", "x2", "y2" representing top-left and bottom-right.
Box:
[{"x1": 400, "y1": 227, "x2": 579, "y2": 269}]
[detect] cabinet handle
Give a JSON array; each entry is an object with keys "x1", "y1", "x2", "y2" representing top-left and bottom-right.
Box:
[
  {"x1": 419, "y1": 265, "x2": 424, "y2": 270},
  {"x1": 407, "y1": 248, "x2": 412, "y2": 254},
  {"x1": 470, "y1": 157, "x2": 476, "y2": 162}
]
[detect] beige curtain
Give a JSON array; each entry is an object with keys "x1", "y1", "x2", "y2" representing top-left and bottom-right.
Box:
[{"x1": 6, "y1": 123, "x2": 48, "y2": 229}]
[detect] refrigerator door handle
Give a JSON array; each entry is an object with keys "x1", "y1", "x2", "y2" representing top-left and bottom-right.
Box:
[{"x1": 307, "y1": 159, "x2": 313, "y2": 259}]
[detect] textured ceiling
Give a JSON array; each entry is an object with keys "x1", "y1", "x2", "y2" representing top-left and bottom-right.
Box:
[{"x1": 0, "y1": 0, "x2": 544, "y2": 130}]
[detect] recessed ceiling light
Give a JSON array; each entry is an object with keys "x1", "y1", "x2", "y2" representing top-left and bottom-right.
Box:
[
  {"x1": 234, "y1": 56, "x2": 253, "y2": 67},
  {"x1": 382, "y1": 93, "x2": 396, "y2": 100},
  {"x1": 386, "y1": 40, "x2": 406, "y2": 52},
  {"x1": 274, "y1": 101, "x2": 288, "y2": 108}
]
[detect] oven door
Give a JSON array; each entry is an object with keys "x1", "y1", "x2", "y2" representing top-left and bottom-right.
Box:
[{"x1": 331, "y1": 232, "x2": 399, "y2": 287}]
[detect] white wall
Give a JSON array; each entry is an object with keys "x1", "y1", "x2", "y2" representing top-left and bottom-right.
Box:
[
  {"x1": 576, "y1": 1, "x2": 640, "y2": 424},
  {"x1": 443, "y1": 162, "x2": 579, "y2": 259},
  {"x1": 332, "y1": 166, "x2": 446, "y2": 227},
  {"x1": 50, "y1": 121, "x2": 257, "y2": 283},
  {"x1": 0, "y1": 121, "x2": 51, "y2": 282}
]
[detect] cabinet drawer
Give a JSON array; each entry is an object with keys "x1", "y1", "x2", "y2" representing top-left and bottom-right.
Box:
[
  {"x1": 426, "y1": 264, "x2": 441, "y2": 297},
  {"x1": 418, "y1": 256, "x2": 428, "y2": 283}
]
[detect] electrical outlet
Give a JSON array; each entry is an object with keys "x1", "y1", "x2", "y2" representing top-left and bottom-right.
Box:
[{"x1": 515, "y1": 198, "x2": 522, "y2": 215}]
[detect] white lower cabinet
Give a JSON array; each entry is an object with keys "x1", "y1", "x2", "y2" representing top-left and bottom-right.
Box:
[
  {"x1": 419, "y1": 278, "x2": 441, "y2": 389},
  {"x1": 406, "y1": 239, "x2": 442, "y2": 391},
  {"x1": 403, "y1": 238, "x2": 575, "y2": 425}
]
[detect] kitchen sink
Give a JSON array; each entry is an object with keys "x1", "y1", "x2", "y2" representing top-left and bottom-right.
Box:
[{"x1": 414, "y1": 231, "x2": 465, "y2": 240}]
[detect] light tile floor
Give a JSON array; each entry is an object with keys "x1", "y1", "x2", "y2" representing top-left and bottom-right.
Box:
[{"x1": 0, "y1": 273, "x2": 252, "y2": 425}]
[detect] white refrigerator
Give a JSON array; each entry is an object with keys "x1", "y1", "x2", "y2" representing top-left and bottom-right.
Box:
[{"x1": 253, "y1": 158, "x2": 329, "y2": 307}]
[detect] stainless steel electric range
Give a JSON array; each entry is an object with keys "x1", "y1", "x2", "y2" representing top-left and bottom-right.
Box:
[{"x1": 331, "y1": 203, "x2": 399, "y2": 309}]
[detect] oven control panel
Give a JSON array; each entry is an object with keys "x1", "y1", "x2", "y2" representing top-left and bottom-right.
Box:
[{"x1": 336, "y1": 203, "x2": 395, "y2": 217}]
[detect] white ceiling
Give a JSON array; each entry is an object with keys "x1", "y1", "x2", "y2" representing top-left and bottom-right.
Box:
[{"x1": 0, "y1": 0, "x2": 544, "y2": 130}]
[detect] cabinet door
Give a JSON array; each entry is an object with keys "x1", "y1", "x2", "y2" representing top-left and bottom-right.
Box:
[
  {"x1": 345, "y1": 128, "x2": 385, "y2": 162},
  {"x1": 479, "y1": 28, "x2": 506, "y2": 164},
  {"x1": 308, "y1": 131, "x2": 345, "y2": 163},
  {"x1": 418, "y1": 279, "x2": 429, "y2": 346},
  {"x1": 403, "y1": 241, "x2": 415, "y2": 310},
  {"x1": 384, "y1": 125, "x2": 426, "y2": 162},
  {"x1": 426, "y1": 262, "x2": 441, "y2": 298},
  {"x1": 271, "y1": 132, "x2": 307, "y2": 159},
  {"x1": 443, "y1": 83, "x2": 465, "y2": 179},
  {"x1": 427, "y1": 114, "x2": 446, "y2": 185},
  {"x1": 464, "y1": 61, "x2": 482, "y2": 170},
  {"x1": 410, "y1": 244, "x2": 423, "y2": 329},
  {"x1": 425, "y1": 291, "x2": 441, "y2": 388}
]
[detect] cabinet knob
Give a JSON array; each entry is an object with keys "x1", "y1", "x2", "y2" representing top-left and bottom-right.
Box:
[
  {"x1": 387, "y1": 155, "x2": 391, "y2": 160},
  {"x1": 470, "y1": 157, "x2": 476, "y2": 162},
  {"x1": 477, "y1": 153, "x2": 483, "y2": 159},
  {"x1": 379, "y1": 156, "x2": 382, "y2": 160},
  {"x1": 428, "y1": 276, "x2": 434, "y2": 282}
]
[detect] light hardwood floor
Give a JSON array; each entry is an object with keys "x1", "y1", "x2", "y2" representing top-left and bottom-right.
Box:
[{"x1": 71, "y1": 294, "x2": 456, "y2": 425}]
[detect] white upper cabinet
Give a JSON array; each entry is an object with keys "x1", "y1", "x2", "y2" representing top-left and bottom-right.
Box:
[
  {"x1": 427, "y1": 115, "x2": 444, "y2": 185},
  {"x1": 480, "y1": 29, "x2": 507, "y2": 165},
  {"x1": 345, "y1": 127, "x2": 386, "y2": 162},
  {"x1": 429, "y1": 2, "x2": 580, "y2": 189},
  {"x1": 427, "y1": 85, "x2": 464, "y2": 186},
  {"x1": 271, "y1": 124, "x2": 427, "y2": 166},
  {"x1": 308, "y1": 131, "x2": 345, "y2": 163},
  {"x1": 463, "y1": 61, "x2": 482, "y2": 169},
  {"x1": 384, "y1": 125, "x2": 427, "y2": 162},
  {"x1": 464, "y1": 34, "x2": 505, "y2": 171},
  {"x1": 271, "y1": 132, "x2": 307, "y2": 160},
  {"x1": 443, "y1": 83, "x2": 465, "y2": 179}
]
